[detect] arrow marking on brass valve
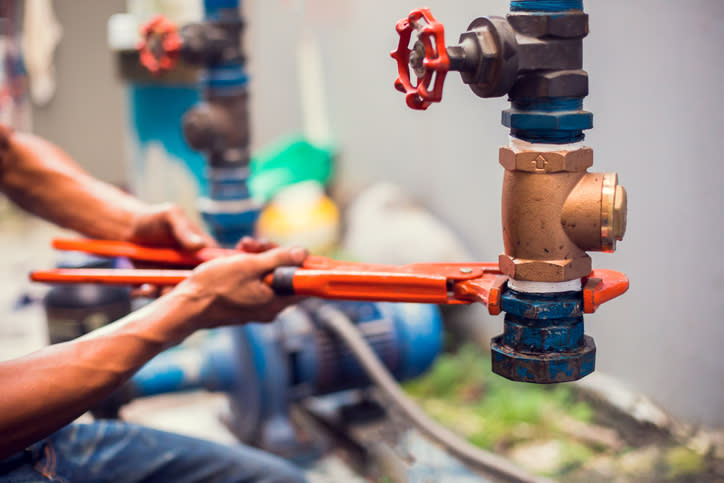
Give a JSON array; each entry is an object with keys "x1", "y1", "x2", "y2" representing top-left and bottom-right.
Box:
[{"x1": 533, "y1": 154, "x2": 548, "y2": 171}]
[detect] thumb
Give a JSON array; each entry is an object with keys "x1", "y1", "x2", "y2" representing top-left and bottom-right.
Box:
[
  {"x1": 0, "y1": 123, "x2": 12, "y2": 149},
  {"x1": 166, "y1": 208, "x2": 208, "y2": 250},
  {"x1": 253, "y1": 246, "x2": 308, "y2": 273}
]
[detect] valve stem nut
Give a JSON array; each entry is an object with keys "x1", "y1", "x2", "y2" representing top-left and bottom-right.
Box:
[{"x1": 459, "y1": 17, "x2": 519, "y2": 99}]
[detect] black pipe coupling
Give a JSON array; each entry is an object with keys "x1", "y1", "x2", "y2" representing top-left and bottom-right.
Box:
[
  {"x1": 178, "y1": 18, "x2": 244, "y2": 66},
  {"x1": 446, "y1": 11, "x2": 589, "y2": 100},
  {"x1": 182, "y1": 91, "x2": 250, "y2": 166}
]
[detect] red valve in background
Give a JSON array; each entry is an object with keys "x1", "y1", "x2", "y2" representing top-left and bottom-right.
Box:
[
  {"x1": 390, "y1": 8, "x2": 450, "y2": 110},
  {"x1": 137, "y1": 15, "x2": 182, "y2": 75}
]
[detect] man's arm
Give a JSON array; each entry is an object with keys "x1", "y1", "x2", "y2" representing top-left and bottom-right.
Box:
[
  {"x1": 0, "y1": 247, "x2": 306, "y2": 459},
  {"x1": 0, "y1": 126, "x2": 215, "y2": 249}
]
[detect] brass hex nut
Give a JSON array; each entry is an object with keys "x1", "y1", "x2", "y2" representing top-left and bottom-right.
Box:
[
  {"x1": 498, "y1": 254, "x2": 592, "y2": 282},
  {"x1": 499, "y1": 146, "x2": 593, "y2": 173}
]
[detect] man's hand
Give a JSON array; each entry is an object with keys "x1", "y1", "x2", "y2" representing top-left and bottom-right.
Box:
[
  {"x1": 0, "y1": 127, "x2": 217, "y2": 249},
  {"x1": 131, "y1": 236, "x2": 277, "y2": 299},
  {"x1": 236, "y1": 236, "x2": 278, "y2": 253},
  {"x1": 0, "y1": 243, "x2": 307, "y2": 459},
  {"x1": 175, "y1": 246, "x2": 308, "y2": 326},
  {"x1": 0, "y1": 123, "x2": 11, "y2": 169},
  {"x1": 128, "y1": 202, "x2": 217, "y2": 250}
]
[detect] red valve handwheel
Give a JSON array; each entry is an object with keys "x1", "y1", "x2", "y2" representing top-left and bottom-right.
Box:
[
  {"x1": 390, "y1": 8, "x2": 450, "y2": 110},
  {"x1": 137, "y1": 15, "x2": 183, "y2": 75}
]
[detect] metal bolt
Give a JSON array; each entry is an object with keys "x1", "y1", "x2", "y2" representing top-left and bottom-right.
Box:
[
  {"x1": 410, "y1": 40, "x2": 427, "y2": 78},
  {"x1": 460, "y1": 267, "x2": 473, "y2": 274}
]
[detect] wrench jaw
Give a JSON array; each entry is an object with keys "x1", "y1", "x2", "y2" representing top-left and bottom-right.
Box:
[{"x1": 451, "y1": 274, "x2": 507, "y2": 314}]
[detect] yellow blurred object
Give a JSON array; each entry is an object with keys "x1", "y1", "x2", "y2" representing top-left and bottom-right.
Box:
[{"x1": 257, "y1": 181, "x2": 340, "y2": 255}]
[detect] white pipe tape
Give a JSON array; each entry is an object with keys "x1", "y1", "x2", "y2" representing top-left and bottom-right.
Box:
[
  {"x1": 509, "y1": 136, "x2": 586, "y2": 153},
  {"x1": 507, "y1": 278, "x2": 582, "y2": 294},
  {"x1": 198, "y1": 197, "x2": 261, "y2": 215}
]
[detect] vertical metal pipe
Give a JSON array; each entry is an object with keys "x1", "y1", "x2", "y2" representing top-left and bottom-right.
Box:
[{"x1": 197, "y1": 0, "x2": 260, "y2": 246}]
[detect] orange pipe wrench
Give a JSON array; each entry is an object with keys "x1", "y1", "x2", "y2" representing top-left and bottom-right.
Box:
[{"x1": 30, "y1": 238, "x2": 627, "y2": 314}]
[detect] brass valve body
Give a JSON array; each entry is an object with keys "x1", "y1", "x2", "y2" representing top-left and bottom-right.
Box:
[{"x1": 499, "y1": 146, "x2": 627, "y2": 282}]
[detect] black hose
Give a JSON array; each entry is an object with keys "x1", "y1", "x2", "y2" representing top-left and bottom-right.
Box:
[{"x1": 315, "y1": 304, "x2": 552, "y2": 483}]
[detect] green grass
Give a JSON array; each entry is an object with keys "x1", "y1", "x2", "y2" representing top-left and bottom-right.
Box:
[
  {"x1": 403, "y1": 345, "x2": 717, "y2": 481},
  {"x1": 404, "y1": 345, "x2": 594, "y2": 456},
  {"x1": 665, "y1": 446, "x2": 706, "y2": 479}
]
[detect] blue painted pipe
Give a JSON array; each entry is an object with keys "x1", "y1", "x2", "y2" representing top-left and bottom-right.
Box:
[
  {"x1": 130, "y1": 332, "x2": 239, "y2": 397},
  {"x1": 194, "y1": 0, "x2": 258, "y2": 245},
  {"x1": 510, "y1": 0, "x2": 583, "y2": 12},
  {"x1": 201, "y1": 167, "x2": 259, "y2": 245},
  {"x1": 202, "y1": 0, "x2": 248, "y2": 94},
  {"x1": 203, "y1": 0, "x2": 242, "y2": 22}
]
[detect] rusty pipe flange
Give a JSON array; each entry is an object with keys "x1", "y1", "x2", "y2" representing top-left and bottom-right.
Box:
[
  {"x1": 490, "y1": 288, "x2": 595, "y2": 383},
  {"x1": 491, "y1": 334, "x2": 595, "y2": 383}
]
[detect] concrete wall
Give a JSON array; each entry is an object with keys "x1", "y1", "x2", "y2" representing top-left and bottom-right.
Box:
[
  {"x1": 31, "y1": 0, "x2": 724, "y2": 426},
  {"x1": 31, "y1": 0, "x2": 126, "y2": 185}
]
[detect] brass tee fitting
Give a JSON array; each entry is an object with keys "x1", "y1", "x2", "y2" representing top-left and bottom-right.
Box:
[{"x1": 498, "y1": 146, "x2": 627, "y2": 282}]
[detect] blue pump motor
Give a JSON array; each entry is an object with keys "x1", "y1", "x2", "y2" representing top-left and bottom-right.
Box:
[{"x1": 128, "y1": 300, "x2": 442, "y2": 455}]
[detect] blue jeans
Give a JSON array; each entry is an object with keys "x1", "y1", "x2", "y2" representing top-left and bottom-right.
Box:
[{"x1": 0, "y1": 421, "x2": 306, "y2": 483}]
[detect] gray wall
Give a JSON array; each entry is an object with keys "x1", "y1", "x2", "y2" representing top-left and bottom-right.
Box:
[
  {"x1": 32, "y1": 0, "x2": 126, "y2": 185},
  {"x1": 585, "y1": 1, "x2": 724, "y2": 428},
  {"x1": 32, "y1": 0, "x2": 724, "y2": 426}
]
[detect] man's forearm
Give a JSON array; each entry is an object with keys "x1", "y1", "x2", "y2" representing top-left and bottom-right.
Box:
[
  {"x1": 0, "y1": 286, "x2": 209, "y2": 460},
  {"x1": 0, "y1": 131, "x2": 145, "y2": 240}
]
